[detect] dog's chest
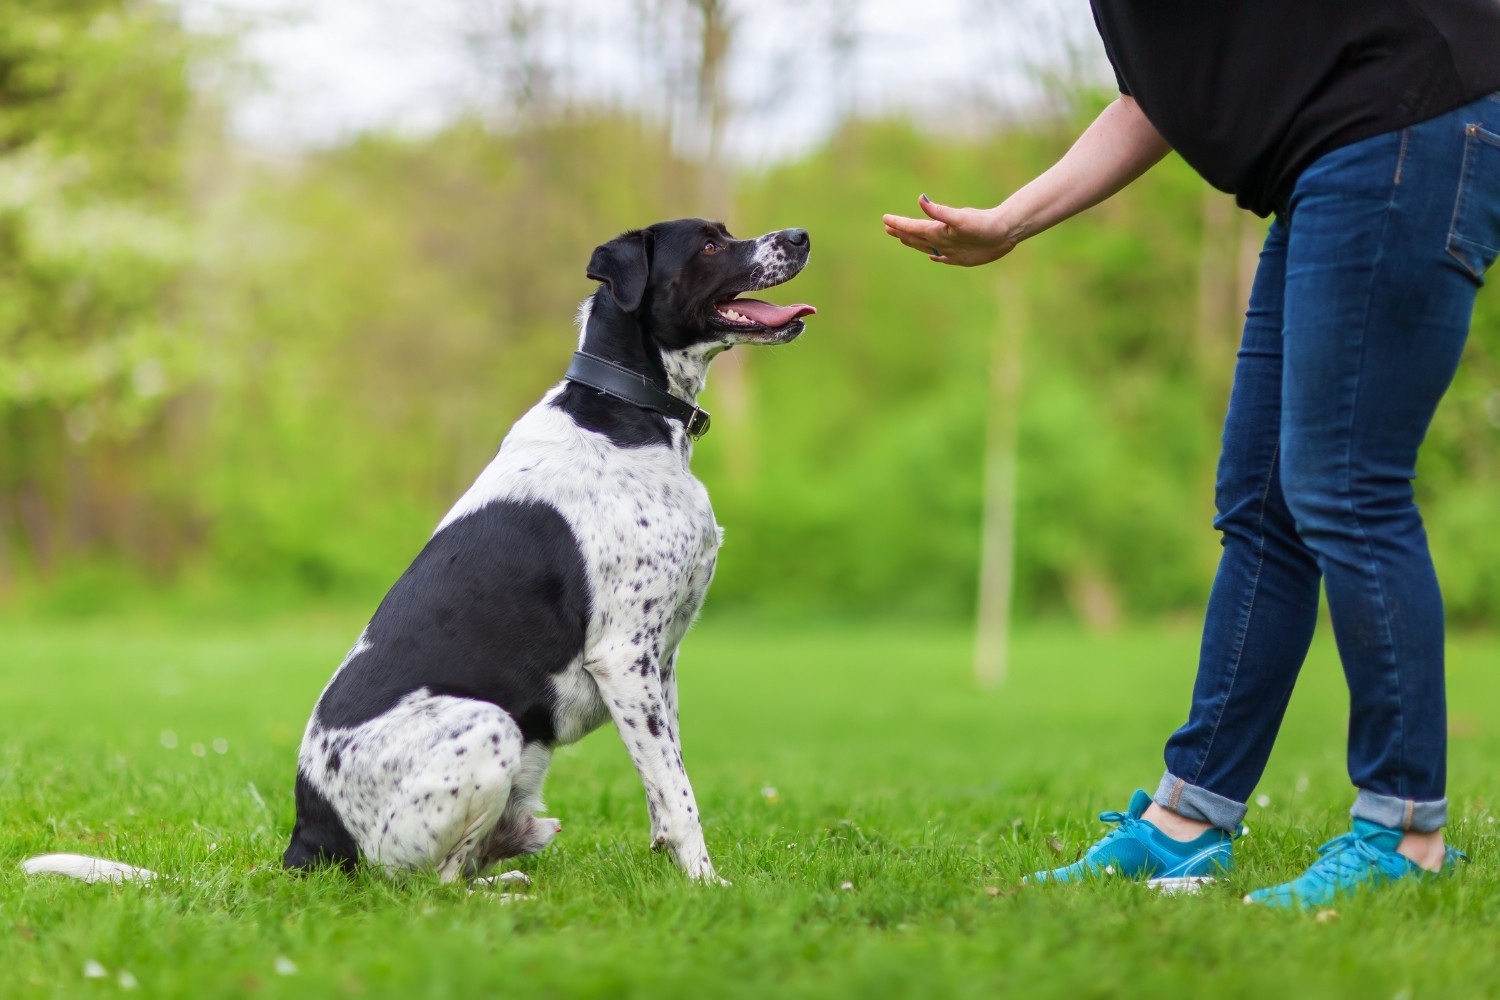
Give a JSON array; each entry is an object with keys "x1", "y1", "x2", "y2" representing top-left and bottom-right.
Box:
[
  {"x1": 553, "y1": 440, "x2": 720, "y2": 744},
  {"x1": 442, "y1": 399, "x2": 721, "y2": 744}
]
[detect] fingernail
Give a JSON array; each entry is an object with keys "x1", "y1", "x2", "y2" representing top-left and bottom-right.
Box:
[{"x1": 919, "y1": 193, "x2": 930, "y2": 203}]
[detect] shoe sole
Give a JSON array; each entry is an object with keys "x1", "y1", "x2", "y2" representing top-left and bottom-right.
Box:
[{"x1": 1146, "y1": 876, "x2": 1216, "y2": 895}]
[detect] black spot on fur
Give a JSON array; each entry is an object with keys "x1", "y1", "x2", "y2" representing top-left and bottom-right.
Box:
[{"x1": 313, "y1": 499, "x2": 590, "y2": 745}]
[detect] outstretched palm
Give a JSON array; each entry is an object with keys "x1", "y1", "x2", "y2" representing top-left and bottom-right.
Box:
[{"x1": 882, "y1": 195, "x2": 1016, "y2": 267}]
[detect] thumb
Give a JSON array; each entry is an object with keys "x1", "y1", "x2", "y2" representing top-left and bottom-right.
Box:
[{"x1": 918, "y1": 193, "x2": 962, "y2": 226}]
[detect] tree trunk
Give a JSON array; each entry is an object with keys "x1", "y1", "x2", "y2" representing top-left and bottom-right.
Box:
[
  {"x1": 686, "y1": 0, "x2": 754, "y2": 485},
  {"x1": 974, "y1": 269, "x2": 1025, "y2": 690}
]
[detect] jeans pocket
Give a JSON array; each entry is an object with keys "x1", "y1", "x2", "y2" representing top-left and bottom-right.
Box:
[{"x1": 1447, "y1": 122, "x2": 1500, "y2": 280}]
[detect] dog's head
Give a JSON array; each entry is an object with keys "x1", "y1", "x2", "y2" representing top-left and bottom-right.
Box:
[{"x1": 583, "y1": 219, "x2": 815, "y2": 365}]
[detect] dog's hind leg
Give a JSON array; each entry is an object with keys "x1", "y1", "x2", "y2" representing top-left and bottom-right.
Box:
[
  {"x1": 354, "y1": 695, "x2": 526, "y2": 883},
  {"x1": 473, "y1": 742, "x2": 560, "y2": 873}
]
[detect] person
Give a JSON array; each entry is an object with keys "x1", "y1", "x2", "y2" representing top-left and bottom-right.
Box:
[{"x1": 885, "y1": 2, "x2": 1500, "y2": 908}]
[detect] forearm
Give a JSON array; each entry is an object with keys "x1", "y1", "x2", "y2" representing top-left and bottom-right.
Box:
[
  {"x1": 997, "y1": 96, "x2": 1170, "y2": 242},
  {"x1": 882, "y1": 96, "x2": 1171, "y2": 267}
]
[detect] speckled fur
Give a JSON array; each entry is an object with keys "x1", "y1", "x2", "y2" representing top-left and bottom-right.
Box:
[{"x1": 291, "y1": 223, "x2": 812, "y2": 885}]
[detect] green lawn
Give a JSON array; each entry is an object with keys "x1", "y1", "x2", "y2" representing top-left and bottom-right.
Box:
[{"x1": 2, "y1": 612, "x2": 1498, "y2": 998}]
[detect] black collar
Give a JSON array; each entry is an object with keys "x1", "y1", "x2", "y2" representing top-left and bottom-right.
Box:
[{"x1": 565, "y1": 351, "x2": 711, "y2": 440}]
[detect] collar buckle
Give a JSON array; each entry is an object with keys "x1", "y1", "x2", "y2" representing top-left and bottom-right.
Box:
[
  {"x1": 684, "y1": 408, "x2": 711, "y2": 440},
  {"x1": 565, "y1": 351, "x2": 712, "y2": 440}
]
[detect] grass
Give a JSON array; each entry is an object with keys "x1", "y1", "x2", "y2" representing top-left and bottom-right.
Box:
[{"x1": 2, "y1": 610, "x2": 1499, "y2": 998}]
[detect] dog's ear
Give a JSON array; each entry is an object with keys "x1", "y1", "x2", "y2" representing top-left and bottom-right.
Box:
[{"x1": 586, "y1": 229, "x2": 653, "y2": 313}]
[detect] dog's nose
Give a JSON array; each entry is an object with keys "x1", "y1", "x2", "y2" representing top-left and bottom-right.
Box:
[{"x1": 782, "y1": 228, "x2": 810, "y2": 247}]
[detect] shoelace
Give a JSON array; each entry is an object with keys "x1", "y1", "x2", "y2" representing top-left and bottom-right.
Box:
[
  {"x1": 1089, "y1": 809, "x2": 1144, "y2": 851},
  {"x1": 1296, "y1": 833, "x2": 1393, "y2": 889}
]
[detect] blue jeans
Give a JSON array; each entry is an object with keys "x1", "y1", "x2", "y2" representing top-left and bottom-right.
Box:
[{"x1": 1155, "y1": 93, "x2": 1500, "y2": 834}]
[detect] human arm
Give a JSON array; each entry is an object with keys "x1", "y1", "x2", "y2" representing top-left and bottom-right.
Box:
[{"x1": 881, "y1": 95, "x2": 1171, "y2": 266}]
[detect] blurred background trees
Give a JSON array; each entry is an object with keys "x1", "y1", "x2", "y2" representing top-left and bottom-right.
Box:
[
  {"x1": 0, "y1": 0, "x2": 199, "y2": 596},
  {"x1": 2, "y1": 0, "x2": 1497, "y2": 625}
]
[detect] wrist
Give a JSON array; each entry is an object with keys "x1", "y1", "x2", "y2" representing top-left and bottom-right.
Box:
[{"x1": 987, "y1": 203, "x2": 1028, "y2": 249}]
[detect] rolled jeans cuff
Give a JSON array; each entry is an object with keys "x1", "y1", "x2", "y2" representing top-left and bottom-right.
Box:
[
  {"x1": 1154, "y1": 772, "x2": 1247, "y2": 834},
  {"x1": 1351, "y1": 790, "x2": 1447, "y2": 832}
]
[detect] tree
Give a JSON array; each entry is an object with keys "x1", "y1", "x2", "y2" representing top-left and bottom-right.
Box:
[{"x1": 0, "y1": 1, "x2": 198, "y2": 590}]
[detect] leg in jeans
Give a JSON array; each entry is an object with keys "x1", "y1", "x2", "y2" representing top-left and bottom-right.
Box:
[
  {"x1": 1155, "y1": 217, "x2": 1323, "y2": 834},
  {"x1": 1157, "y1": 93, "x2": 1500, "y2": 838},
  {"x1": 1281, "y1": 102, "x2": 1493, "y2": 831}
]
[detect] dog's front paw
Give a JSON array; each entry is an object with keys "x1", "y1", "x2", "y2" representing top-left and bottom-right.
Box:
[
  {"x1": 677, "y1": 849, "x2": 728, "y2": 885},
  {"x1": 686, "y1": 861, "x2": 730, "y2": 886}
]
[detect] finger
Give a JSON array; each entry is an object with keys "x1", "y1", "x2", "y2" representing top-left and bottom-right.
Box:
[
  {"x1": 882, "y1": 214, "x2": 943, "y2": 239},
  {"x1": 918, "y1": 193, "x2": 965, "y2": 226},
  {"x1": 894, "y1": 231, "x2": 943, "y2": 255}
]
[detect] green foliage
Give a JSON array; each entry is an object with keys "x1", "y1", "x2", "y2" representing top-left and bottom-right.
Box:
[
  {"x1": 2, "y1": 10, "x2": 1498, "y2": 624},
  {"x1": 0, "y1": 1, "x2": 197, "y2": 581},
  {"x1": 720, "y1": 117, "x2": 1231, "y2": 620},
  {"x1": 186, "y1": 119, "x2": 710, "y2": 597}
]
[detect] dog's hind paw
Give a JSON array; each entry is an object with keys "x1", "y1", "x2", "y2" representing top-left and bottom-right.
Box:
[{"x1": 472, "y1": 870, "x2": 531, "y2": 888}]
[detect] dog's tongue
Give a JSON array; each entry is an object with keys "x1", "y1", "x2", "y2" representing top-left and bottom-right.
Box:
[{"x1": 726, "y1": 298, "x2": 816, "y2": 326}]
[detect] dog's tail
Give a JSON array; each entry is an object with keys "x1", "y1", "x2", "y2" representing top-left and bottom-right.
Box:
[{"x1": 21, "y1": 853, "x2": 161, "y2": 884}]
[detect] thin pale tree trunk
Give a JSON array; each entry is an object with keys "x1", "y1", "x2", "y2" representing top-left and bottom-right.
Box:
[
  {"x1": 687, "y1": 0, "x2": 755, "y2": 484},
  {"x1": 974, "y1": 269, "x2": 1025, "y2": 690}
]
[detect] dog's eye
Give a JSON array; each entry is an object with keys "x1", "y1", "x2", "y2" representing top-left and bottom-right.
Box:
[{"x1": 702, "y1": 241, "x2": 720, "y2": 254}]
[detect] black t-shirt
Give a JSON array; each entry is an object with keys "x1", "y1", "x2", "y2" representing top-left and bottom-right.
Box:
[{"x1": 1091, "y1": 0, "x2": 1500, "y2": 217}]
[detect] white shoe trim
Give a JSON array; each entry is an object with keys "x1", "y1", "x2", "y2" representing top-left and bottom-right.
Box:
[{"x1": 1146, "y1": 875, "x2": 1216, "y2": 895}]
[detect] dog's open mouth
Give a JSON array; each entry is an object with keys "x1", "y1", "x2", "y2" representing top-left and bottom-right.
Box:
[{"x1": 713, "y1": 297, "x2": 817, "y2": 336}]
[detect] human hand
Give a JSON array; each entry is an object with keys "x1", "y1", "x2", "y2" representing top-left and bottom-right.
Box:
[{"x1": 882, "y1": 194, "x2": 1018, "y2": 266}]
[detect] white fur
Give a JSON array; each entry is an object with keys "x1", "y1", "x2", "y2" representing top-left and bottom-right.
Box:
[{"x1": 22, "y1": 854, "x2": 159, "y2": 884}]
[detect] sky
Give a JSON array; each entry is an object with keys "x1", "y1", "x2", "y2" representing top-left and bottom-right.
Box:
[{"x1": 176, "y1": 0, "x2": 1111, "y2": 164}]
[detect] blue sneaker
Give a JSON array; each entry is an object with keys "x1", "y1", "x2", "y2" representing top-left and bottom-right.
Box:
[
  {"x1": 1243, "y1": 819, "x2": 1466, "y2": 909},
  {"x1": 1026, "y1": 790, "x2": 1235, "y2": 893}
]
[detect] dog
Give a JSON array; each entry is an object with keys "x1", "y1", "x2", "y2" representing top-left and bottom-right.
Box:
[{"x1": 22, "y1": 219, "x2": 813, "y2": 888}]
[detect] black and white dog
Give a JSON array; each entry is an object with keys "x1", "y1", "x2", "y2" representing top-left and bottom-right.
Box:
[{"x1": 23, "y1": 219, "x2": 813, "y2": 888}]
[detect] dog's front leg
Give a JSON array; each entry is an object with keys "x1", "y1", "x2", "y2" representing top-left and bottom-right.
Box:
[
  {"x1": 587, "y1": 649, "x2": 721, "y2": 883},
  {"x1": 650, "y1": 650, "x2": 690, "y2": 850}
]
